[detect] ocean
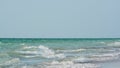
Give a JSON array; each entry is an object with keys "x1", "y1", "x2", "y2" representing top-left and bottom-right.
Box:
[{"x1": 0, "y1": 38, "x2": 120, "y2": 68}]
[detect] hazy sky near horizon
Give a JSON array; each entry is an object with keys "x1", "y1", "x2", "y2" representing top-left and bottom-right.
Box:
[{"x1": 0, "y1": 0, "x2": 120, "y2": 38}]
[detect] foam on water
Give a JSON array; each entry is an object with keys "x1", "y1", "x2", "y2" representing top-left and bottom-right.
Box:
[
  {"x1": 56, "y1": 48, "x2": 86, "y2": 53},
  {"x1": 107, "y1": 42, "x2": 120, "y2": 46},
  {"x1": 1, "y1": 38, "x2": 120, "y2": 68},
  {"x1": 73, "y1": 53, "x2": 119, "y2": 63},
  {"x1": 114, "y1": 42, "x2": 120, "y2": 45},
  {"x1": 99, "y1": 42, "x2": 106, "y2": 44},
  {"x1": 21, "y1": 43, "x2": 26, "y2": 45},
  {"x1": 17, "y1": 45, "x2": 66, "y2": 59},
  {"x1": 0, "y1": 58, "x2": 20, "y2": 67},
  {"x1": 41, "y1": 61, "x2": 99, "y2": 68}
]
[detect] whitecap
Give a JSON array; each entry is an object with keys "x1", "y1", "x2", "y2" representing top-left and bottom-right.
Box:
[
  {"x1": 16, "y1": 51, "x2": 38, "y2": 54},
  {"x1": 73, "y1": 52, "x2": 120, "y2": 64},
  {"x1": 17, "y1": 45, "x2": 66, "y2": 59},
  {"x1": 99, "y1": 42, "x2": 106, "y2": 44},
  {"x1": 21, "y1": 43, "x2": 26, "y2": 45},
  {"x1": 23, "y1": 46, "x2": 37, "y2": 49},
  {"x1": 0, "y1": 58, "x2": 20, "y2": 66},
  {"x1": 114, "y1": 42, "x2": 120, "y2": 45},
  {"x1": 43, "y1": 61, "x2": 99, "y2": 68},
  {"x1": 107, "y1": 42, "x2": 120, "y2": 46},
  {"x1": 56, "y1": 48, "x2": 86, "y2": 53}
]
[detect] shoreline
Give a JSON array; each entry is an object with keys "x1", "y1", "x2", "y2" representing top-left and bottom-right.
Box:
[{"x1": 100, "y1": 60, "x2": 120, "y2": 68}]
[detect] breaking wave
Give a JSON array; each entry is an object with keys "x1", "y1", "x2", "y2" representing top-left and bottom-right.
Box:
[
  {"x1": 1, "y1": 39, "x2": 120, "y2": 68},
  {"x1": 107, "y1": 41, "x2": 120, "y2": 46},
  {"x1": 16, "y1": 45, "x2": 66, "y2": 59},
  {"x1": 41, "y1": 61, "x2": 99, "y2": 68},
  {"x1": 56, "y1": 48, "x2": 86, "y2": 53}
]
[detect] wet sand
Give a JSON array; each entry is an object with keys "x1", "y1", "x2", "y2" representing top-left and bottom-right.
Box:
[{"x1": 100, "y1": 61, "x2": 120, "y2": 68}]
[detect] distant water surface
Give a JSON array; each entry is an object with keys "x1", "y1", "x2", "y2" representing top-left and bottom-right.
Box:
[{"x1": 0, "y1": 38, "x2": 120, "y2": 68}]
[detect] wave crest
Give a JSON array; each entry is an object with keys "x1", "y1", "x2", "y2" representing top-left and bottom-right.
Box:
[{"x1": 16, "y1": 45, "x2": 66, "y2": 59}]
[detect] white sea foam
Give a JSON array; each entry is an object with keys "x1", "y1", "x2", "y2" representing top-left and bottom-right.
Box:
[
  {"x1": 107, "y1": 42, "x2": 120, "y2": 46},
  {"x1": 90, "y1": 54, "x2": 118, "y2": 62},
  {"x1": 99, "y1": 42, "x2": 106, "y2": 44},
  {"x1": 23, "y1": 46, "x2": 37, "y2": 49},
  {"x1": 17, "y1": 45, "x2": 66, "y2": 59},
  {"x1": 16, "y1": 51, "x2": 38, "y2": 54},
  {"x1": 56, "y1": 48, "x2": 86, "y2": 53},
  {"x1": 73, "y1": 52, "x2": 120, "y2": 63},
  {"x1": 114, "y1": 42, "x2": 120, "y2": 45},
  {"x1": 74, "y1": 57, "x2": 90, "y2": 63},
  {"x1": 6, "y1": 58, "x2": 20, "y2": 65},
  {"x1": 0, "y1": 58, "x2": 20, "y2": 66},
  {"x1": 91, "y1": 53, "x2": 119, "y2": 61},
  {"x1": 7, "y1": 62, "x2": 99, "y2": 68},
  {"x1": 43, "y1": 61, "x2": 99, "y2": 68},
  {"x1": 23, "y1": 55, "x2": 39, "y2": 58},
  {"x1": 21, "y1": 43, "x2": 26, "y2": 45}
]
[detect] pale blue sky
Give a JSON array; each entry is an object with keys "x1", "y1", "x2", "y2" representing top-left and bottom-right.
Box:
[{"x1": 0, "y1": 0, "x2": 120, "y2": 38}]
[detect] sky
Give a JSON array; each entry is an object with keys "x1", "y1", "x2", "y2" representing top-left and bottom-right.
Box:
[{"x1": 0, "y1": 0, "x2": 120, "y2": 38}]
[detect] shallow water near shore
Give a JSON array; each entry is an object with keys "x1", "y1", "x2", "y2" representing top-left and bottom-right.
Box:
[{"x1": 0, "y1": 38, "x2": 120, "y2": 68}]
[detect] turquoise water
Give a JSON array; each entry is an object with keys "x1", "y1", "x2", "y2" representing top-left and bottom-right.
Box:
[{"x1": 0, "y1": 38, "x2": 120, "y2": 68}]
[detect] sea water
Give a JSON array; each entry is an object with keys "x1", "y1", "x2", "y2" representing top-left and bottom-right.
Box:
[{"x1": 0, "y1": 38, "x2": 120, "y2": 68}]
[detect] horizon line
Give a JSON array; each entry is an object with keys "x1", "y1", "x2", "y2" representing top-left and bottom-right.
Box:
[{"x1": 0, "y1": 37, "x2": 120, "y2": 39}]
